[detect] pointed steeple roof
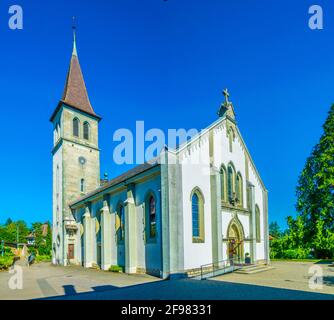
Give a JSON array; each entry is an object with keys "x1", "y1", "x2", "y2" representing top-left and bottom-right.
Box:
[
  {"x1": 61, "y1": 28, "x2": 97, "y2": 116},
  {"x1": 50, "y1": 27, "x2": 101, "y2": 122}
]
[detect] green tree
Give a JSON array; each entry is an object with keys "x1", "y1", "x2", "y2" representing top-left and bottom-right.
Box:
[
  {"x1": 269, "y1": 221, "x2": 281, "y2": 238},
  {"x1": 5, "y1": 218, "x2": 13, "y2": 226},
  {"x1": 16, "y1": 220, "x2": 29, "y2": 243},
  {"x1": 296, "y1": 104, "x2": 334, "y2": 258},
  {"x1": 0, "y1": 220, "x2": 29, "y2": 243},
  {"x1": 313, "y1": 219, "x2": 334, "y2": 258},
  {"x1": 32, "y1": 222, "x2": 52, "y2": 256},
  {"x1": 32, "y1": 222, "x2": 43, "y2": 248}
]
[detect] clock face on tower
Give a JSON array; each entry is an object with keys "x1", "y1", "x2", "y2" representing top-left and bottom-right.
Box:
[{"x1": 78, "y1": 157, "x2": 87, "y2": 166}]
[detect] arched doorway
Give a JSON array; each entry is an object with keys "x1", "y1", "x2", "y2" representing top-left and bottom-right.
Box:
[{"x1": 227, "y1": 219, "x2": 244, "y2": 262}]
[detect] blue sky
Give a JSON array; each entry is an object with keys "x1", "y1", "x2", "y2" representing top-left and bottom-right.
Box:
[{"x1": 0, "y1": 0, "x2": 332, "y2": 229}]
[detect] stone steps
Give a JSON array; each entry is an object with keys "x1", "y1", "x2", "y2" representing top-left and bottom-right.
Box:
[{"x1": 235, "y1": 264, "x2": 274, "y2": 274}]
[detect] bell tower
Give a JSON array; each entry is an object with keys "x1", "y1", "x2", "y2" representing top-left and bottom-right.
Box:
[{"x1": 50, "y1": 28, "x2": 101, "y2": 265}]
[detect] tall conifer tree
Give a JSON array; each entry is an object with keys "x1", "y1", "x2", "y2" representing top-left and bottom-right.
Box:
[{"x1": 296, "y1": 104, "x2": 334, "y2": 257}]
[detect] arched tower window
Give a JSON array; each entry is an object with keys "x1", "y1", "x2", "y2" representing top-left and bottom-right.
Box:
[
  {"x1": 191, "y1": 188, "x2": 205, "y2": 243},
  {"x1": 220, "y1": 165, "x2": 227, "y2": 203},
  {"x1": 236, "y1": 173, "x2": 243, "y2": 207},
  {"x1": 147, "y1": 195, "x2": 157, "y2": 239},
  {"x1": 80, "y1": 179, "x2": 85, "y2": 193},
  {"x1": 255, "y1": 205, "x2": 261, "y2": 243},
  {"x1": 73, "y1": 118, "x2": 80, "y2": 137},
  {"x1": 83, "y1": 122, "x2": 90, "y2": 140}
]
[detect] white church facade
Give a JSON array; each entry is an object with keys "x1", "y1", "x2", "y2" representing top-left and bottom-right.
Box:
[{"x1": 51, "y1": 35, "x2": 269, "y2": 279}]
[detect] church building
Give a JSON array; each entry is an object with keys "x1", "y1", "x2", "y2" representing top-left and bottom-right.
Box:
[{"x1": 51, "y1": 34, "x2": 269, "y2": 279}]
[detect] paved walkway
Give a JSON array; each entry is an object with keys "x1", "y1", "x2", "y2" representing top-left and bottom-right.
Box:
[
  {"x1": 212, "y1": 260, "x2": 334, "y2": 296},
  {"x1": 0, "y1": 262, "x2": 159, "y2": 300},
  {"x1": 0, "y1": 261, "x2": 333, "y2": 300}
]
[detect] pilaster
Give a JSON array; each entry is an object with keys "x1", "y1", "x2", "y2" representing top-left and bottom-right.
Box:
[
  {"x1": 263, "y1": 190, "x2": 270, "y2": 264},
  {"x1": 160, "y1": 150, "x2": 171, "y2": 279},
  {"x1": 125, "y1": 184, "x2": 137, "y2": 274},
  {"x1": 83, "y1": 206, "x2": 93, "y2": 268},
  {"x1": 249, "y1": 183, "x2": 257, "y2": 263},
  {"x1": 101, "y1": 199, "x2": 112, "y2": 270},
  {"x1": 209, "y1": 130, "x2": 222, "y2": 264}
]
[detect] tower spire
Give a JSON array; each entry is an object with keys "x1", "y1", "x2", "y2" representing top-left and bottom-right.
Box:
[
  {"x1": 72, "y1": 16, "x2": 77, "y2": 56},
  {"x1": 50, "y1": 19, "x2": 101, "y2": 122}
]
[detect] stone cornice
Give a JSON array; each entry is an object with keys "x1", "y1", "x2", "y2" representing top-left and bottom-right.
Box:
[
  {"x1": 221, "y1": 203, "x2": 250, "y2": 215},
  {"x1": 51, "y1": 137, "x2": 100, "y2": 154}
]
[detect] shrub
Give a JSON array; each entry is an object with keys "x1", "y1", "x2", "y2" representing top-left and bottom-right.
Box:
[
  {"x1": 4, "y1": 247, "x2": 13, "y2": 255},
  {"x1": 0, "y1": 256, "x2": 14, "y2": 271},
  {"x1": 38, "y1": 245, "x2": 51, "y2": 256},
  {"x1": 109, "y1": 265, "x2": 123, "y2": 273},
  {"x1": 36, "y1": 255, "x2": 52, "y2": 263}
]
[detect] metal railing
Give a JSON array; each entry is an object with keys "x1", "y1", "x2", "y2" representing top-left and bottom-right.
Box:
[{"x1": 200, "y1": 257, "x2": 245, "y2": 280}]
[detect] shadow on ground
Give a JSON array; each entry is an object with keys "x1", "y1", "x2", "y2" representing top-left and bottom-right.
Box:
[
  {"x1": 323, "y1": 276, "x2": 334, "y2": 287},
  {"x1": 40, "y1": 279, "x2": 334, "y2": 301},
  {"x1": 315, "y1": 260, "x2": 334, "y2": 265}
]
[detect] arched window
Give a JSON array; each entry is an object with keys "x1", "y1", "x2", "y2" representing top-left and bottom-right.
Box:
[
  {"x1": 73, "y1": 118, "x2": 79, "y2": 137},
  {"x1": 220, "y1": 165, "x2": 227, "y2": 203},
  {"x1": 83, "y1": 122, "x2": 90, "y2": 140},
  {"x1": 80, "y1": 179, "x2": 85, "y2": 193},
  {"x1": 192, "y1": 193, "x2": 200, "y2": 238},
  {"x1": 255, "y1": 205, "x2": 261, "y2": 243},
  {"x1": 236, "y1": 173, "x2": 243, "y2": 207},
  {"x1": 191, "y1": 189, "x2": 205, "y2": 243},
  {"x1": 227, "y1": 164, "x2": 235, "y2": 204},
  {"x1": 118, "y1": 205, "x2": 125, "y2": 242},
  {"x1": 147, "y1": 196, "x2": 156, "y2": 239}
]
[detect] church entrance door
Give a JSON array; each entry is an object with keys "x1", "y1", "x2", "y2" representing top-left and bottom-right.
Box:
[
  {"x1": 227, "y1": 222, "x2": 244, "y2": 263},
  {"x1": 68, "y1": 244, "x2": 74, "y2": 260}
]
